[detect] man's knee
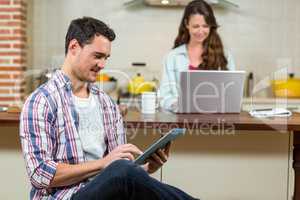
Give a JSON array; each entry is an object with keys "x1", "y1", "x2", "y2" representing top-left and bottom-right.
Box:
[
  {"x1": 109, "y1": 159, "x2": 133, "y2": 168},
  {"x1": 108, "y1": 159, "x2": 146, "y2": 179}
]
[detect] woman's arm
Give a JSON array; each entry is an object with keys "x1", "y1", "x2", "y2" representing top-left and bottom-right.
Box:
[
  {"x1": 159, "y1": 53, "x2": 179, "y2": 111},
  {"x1": 226, "y1": 50, "x2": 236, "y2": 71}
]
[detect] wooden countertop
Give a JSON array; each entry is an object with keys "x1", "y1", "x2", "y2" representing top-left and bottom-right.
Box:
[
  {"x1": 124, "y1": 110, "x2": 300, "y2": 131},
  {"x1": 0, "y1": 112, "x2": 20, "y2": 123},
  {"x1": 1, "y1": 109, "x2": 300, "y2": 131}
]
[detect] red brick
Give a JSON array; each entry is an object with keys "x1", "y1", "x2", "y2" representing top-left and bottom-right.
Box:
[
  {"x1": 20, "y1": 8, "x2": 26, "y2": 16},
  {"x1": 0, "y1": 59, "x2": 10, "y2": 64},
  {"x1": 0, "y1": 36, "x2": 26, "y2": 42},
  {"x1": 0, "y1": 88, "x2": 25, "y2": 94},
  {"x1": 0, "y1": 82, "x2": 19, "y2": 87},
  {"x1": 13, "y1": 14, "x2": 26, "y2": 21},
  {"x1": 21, "y1": 2, "x2": 26, "y2": 8},
  {"x1": 0, "y1": 0, "x2": 10, "y2": 5},
  {"x1": 13, "y1": 29, "x2": 25, "y2": 35},
  {"x1": 0, "y1": 43, "x2": 11, "y2": 48},
  {"x1": 0, "y1": 14, "x2": 11, "y2": 20},
  {"x1": 0, "y1": 97, "x2": 23, "y2": 101},
  {"x1": 13, "y1": 0, "x2": 26, "y2": 6},
  {"x1": 0, "y1": 74, "x2": 10, "y2": 78},
  {"x1": 18, "y1": 88, "x2": 25, "y2": 93},
  {"x1": 0, "y1": 21, "x2": 26, "y2": 29},
  {"x1": 0, "y1": 8, "x2": 22, "y2": 12},
  {"x1": 0, "y1": 21, "x2": 20, "y2": 27},
  {"x1": 13, "y1": 43, "x2": 25, "y2": 49},
  {"x1": 21, "y1": 22, "x2": 26, "y2": 28},
  {"x1": 0, "y1": 0, "x2": 27, "y2": 105},
  {"x1": 13, "y1": 0, "x2": 20, "y2": 4},
  {"x1": 0, "y1": 51, "x2": 26, "y2": 56},
  {"x1": 13, "y1": 58, "x2": 26, "y2": 64},
  {"x1": 0, "y1": 73, "x2": 23, "y2": 79},
  {"x1": 0, "y1": 29, "x2": 11, "y2": 34},
  {"x1": 0, "y1": 89, "x2": 10, "y2": 93},
  {"x1": 0, "y1": 66, "x2": 26, "y2": 71}
]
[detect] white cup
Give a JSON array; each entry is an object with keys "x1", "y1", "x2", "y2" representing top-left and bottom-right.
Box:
[{"x1": 141, "y1": 92, "x2": 157, "y2": 114}]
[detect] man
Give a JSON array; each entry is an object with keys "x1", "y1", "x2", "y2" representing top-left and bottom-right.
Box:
[{"x1": 20, "y1": 17, "x2": 197, "y2": 200}]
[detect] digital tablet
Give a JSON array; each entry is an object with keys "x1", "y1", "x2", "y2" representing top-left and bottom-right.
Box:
[{"x1": 134, "y1": 128, "x2": 186, "y2": 165}]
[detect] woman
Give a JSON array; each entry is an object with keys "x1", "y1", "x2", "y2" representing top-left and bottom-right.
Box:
[{"x1": 159, "y1": 0, "x2": 235, "y2": 111}]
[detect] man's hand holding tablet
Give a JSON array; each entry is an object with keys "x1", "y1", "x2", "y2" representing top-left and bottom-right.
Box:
[{"x1": 135, "y1": 128, "x2": 186, "y2": 174}]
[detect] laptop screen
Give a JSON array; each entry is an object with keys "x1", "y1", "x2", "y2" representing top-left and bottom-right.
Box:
[{"x1": 178, "y1": 70, "x2": 246, "y2": 113}]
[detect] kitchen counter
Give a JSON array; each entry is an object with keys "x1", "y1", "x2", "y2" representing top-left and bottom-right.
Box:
[
  {"x1": 1, "y1": 97, "x2": 299, "y2": 123},
  {"x1": 0, "y1": 112, "x2": 20, "y2": 124}
]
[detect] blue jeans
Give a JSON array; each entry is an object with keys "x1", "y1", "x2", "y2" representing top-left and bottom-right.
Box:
[{"x1": 71, "y1": 160, "x2": 198, "y2": 200}]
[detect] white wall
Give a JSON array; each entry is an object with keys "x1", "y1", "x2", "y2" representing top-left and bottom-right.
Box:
[
  {"x1": 30, "y1": 0, "x2": 300, "y2": 89},
  {"x1": 0, "y1": 126, "x2": 30, "y2": 199}
]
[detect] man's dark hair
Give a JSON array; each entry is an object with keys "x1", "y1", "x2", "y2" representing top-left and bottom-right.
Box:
[{"x1": 65, "y1": 17, "x2": 116, "y2": 55}]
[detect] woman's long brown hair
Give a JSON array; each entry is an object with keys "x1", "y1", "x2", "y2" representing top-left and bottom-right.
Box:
[{"x1": 174, "y1": 0, "x2": 228, "y2": 70}]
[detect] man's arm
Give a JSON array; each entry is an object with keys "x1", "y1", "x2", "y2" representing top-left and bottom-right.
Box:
[
  {"x1": 49, "y1": 161, "x2": 103, "y2": 187},
  {"x1": 50, "y1": 143, "x2": 142, "y2": 187},
  {"x1": 20, "y1": 93, "x2": 59, "y2": 189}
]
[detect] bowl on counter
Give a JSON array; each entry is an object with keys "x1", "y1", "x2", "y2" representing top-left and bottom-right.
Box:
[
  {"x1": 95, "y1": 73, "x2": 117, "y2": 93},
  {"x1": 95, "y1": 81, "x2": 117, "y2": 93},
  {"x1": 272, "y1": 78, "x2": 300, "y2": 98}
]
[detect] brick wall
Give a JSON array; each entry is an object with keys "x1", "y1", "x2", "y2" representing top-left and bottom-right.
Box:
[{"x1": 0, "y1": 0, "x2": 27, "y2": 106}]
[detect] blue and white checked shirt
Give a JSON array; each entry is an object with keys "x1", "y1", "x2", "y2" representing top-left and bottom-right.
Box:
[{"x1": 20, "y1": 70, "x2": 126, "y2": 200}]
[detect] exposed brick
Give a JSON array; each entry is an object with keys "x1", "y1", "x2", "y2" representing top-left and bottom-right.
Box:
[
  {"x1": 0, "y1": 74, "x2": 23, "y2": 79},
  {"x1": 21, "y1": 22, "x2": 26, "y2": 28},
  {"x1": 21, "y1": 9, "x2": 26, "y2": 16},
  {"x1": 0, "y1": 36, "x2": 26, "y2": 42},
  {"x1": 0, "y1": 0, "x2": 10, "y2": 5},
  {"x1": 13, "y1": 43, "x2": 25, "y2": 49},
  {"x1": 13, "y1": 59, "x2": 26, "y2": 64},
  {"x1": 0, "y1": 21, "x2": 20, "y2": 27},
  {"x1": 0, "y1": 74, "x2": 9, "y2": 78},
  {"x1": 0, "y1": 59, "x2": 10, "y2": 64},
  {"x1": 13, "y1": 0, "x2": 20, "y2": 4},
  {"x1": 0, "y1": 82, "x2": 20, "y2": 87},
  {"x1": 0, "y1": 66, "x2": 26, "y2": 71},
  {"x1": 13, "y1": 14, "x2": 26, "y2": 21},
  {"x1": 13, "y1": 29, "x2": 25, "y2": 35},
  {"x1": 7, "y1": 21, "x2": 21, "y2": 26},
  {"x1": 0, "y1": 88, "x2": 25, "y2": 94},
  {"x1": 0, "y1": 43, "x2": 11, "y2": 48},
  {"x1": 0, "y1": 22, "x2": 26, "y2": 29},
  {"x1": 0, "y1": 8, "x2": 22, "y2": 12},
  {"x1": 0, "y1": 89, "x2": 10, "y2": 93},
  {"x1": 0, "y1": 97, "x2": 23, "y2": 101},
  {"x1": 0, "y1": 0, "x2": 27, "y2": 105},
  {"x1": 0, "y1": 29, "x2": 11, "y2": 34},
  {"x1": 0, "y1": 14, "x2": 11, "y2": 20},
  {"x1": 0, "y1": 51, "x2": 26, "y2": 56},
  {"x1": 13, "y1": 0, "x2": 26, "y2": 6}
]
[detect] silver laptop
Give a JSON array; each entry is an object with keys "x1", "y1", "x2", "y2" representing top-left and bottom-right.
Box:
[{"x1": 178, "y1": 70, "x2": 246, "y2": 113}]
